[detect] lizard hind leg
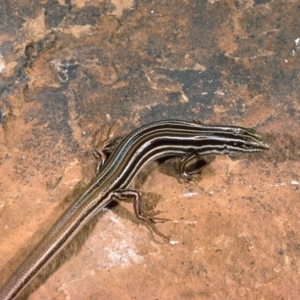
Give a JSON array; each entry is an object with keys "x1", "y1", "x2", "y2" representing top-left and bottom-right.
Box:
[{"x1": 111, "y1": 189, "x2": 170, "y2": 243}]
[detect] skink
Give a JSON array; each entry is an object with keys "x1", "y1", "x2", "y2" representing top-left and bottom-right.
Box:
[{"x1": 0, "y1": 119, "x2": 269, "y2": 299}]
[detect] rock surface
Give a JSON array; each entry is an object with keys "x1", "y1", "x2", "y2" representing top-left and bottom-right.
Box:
[{"x1": 0, "y1": 0, "x2": 299, "y2": 299}]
